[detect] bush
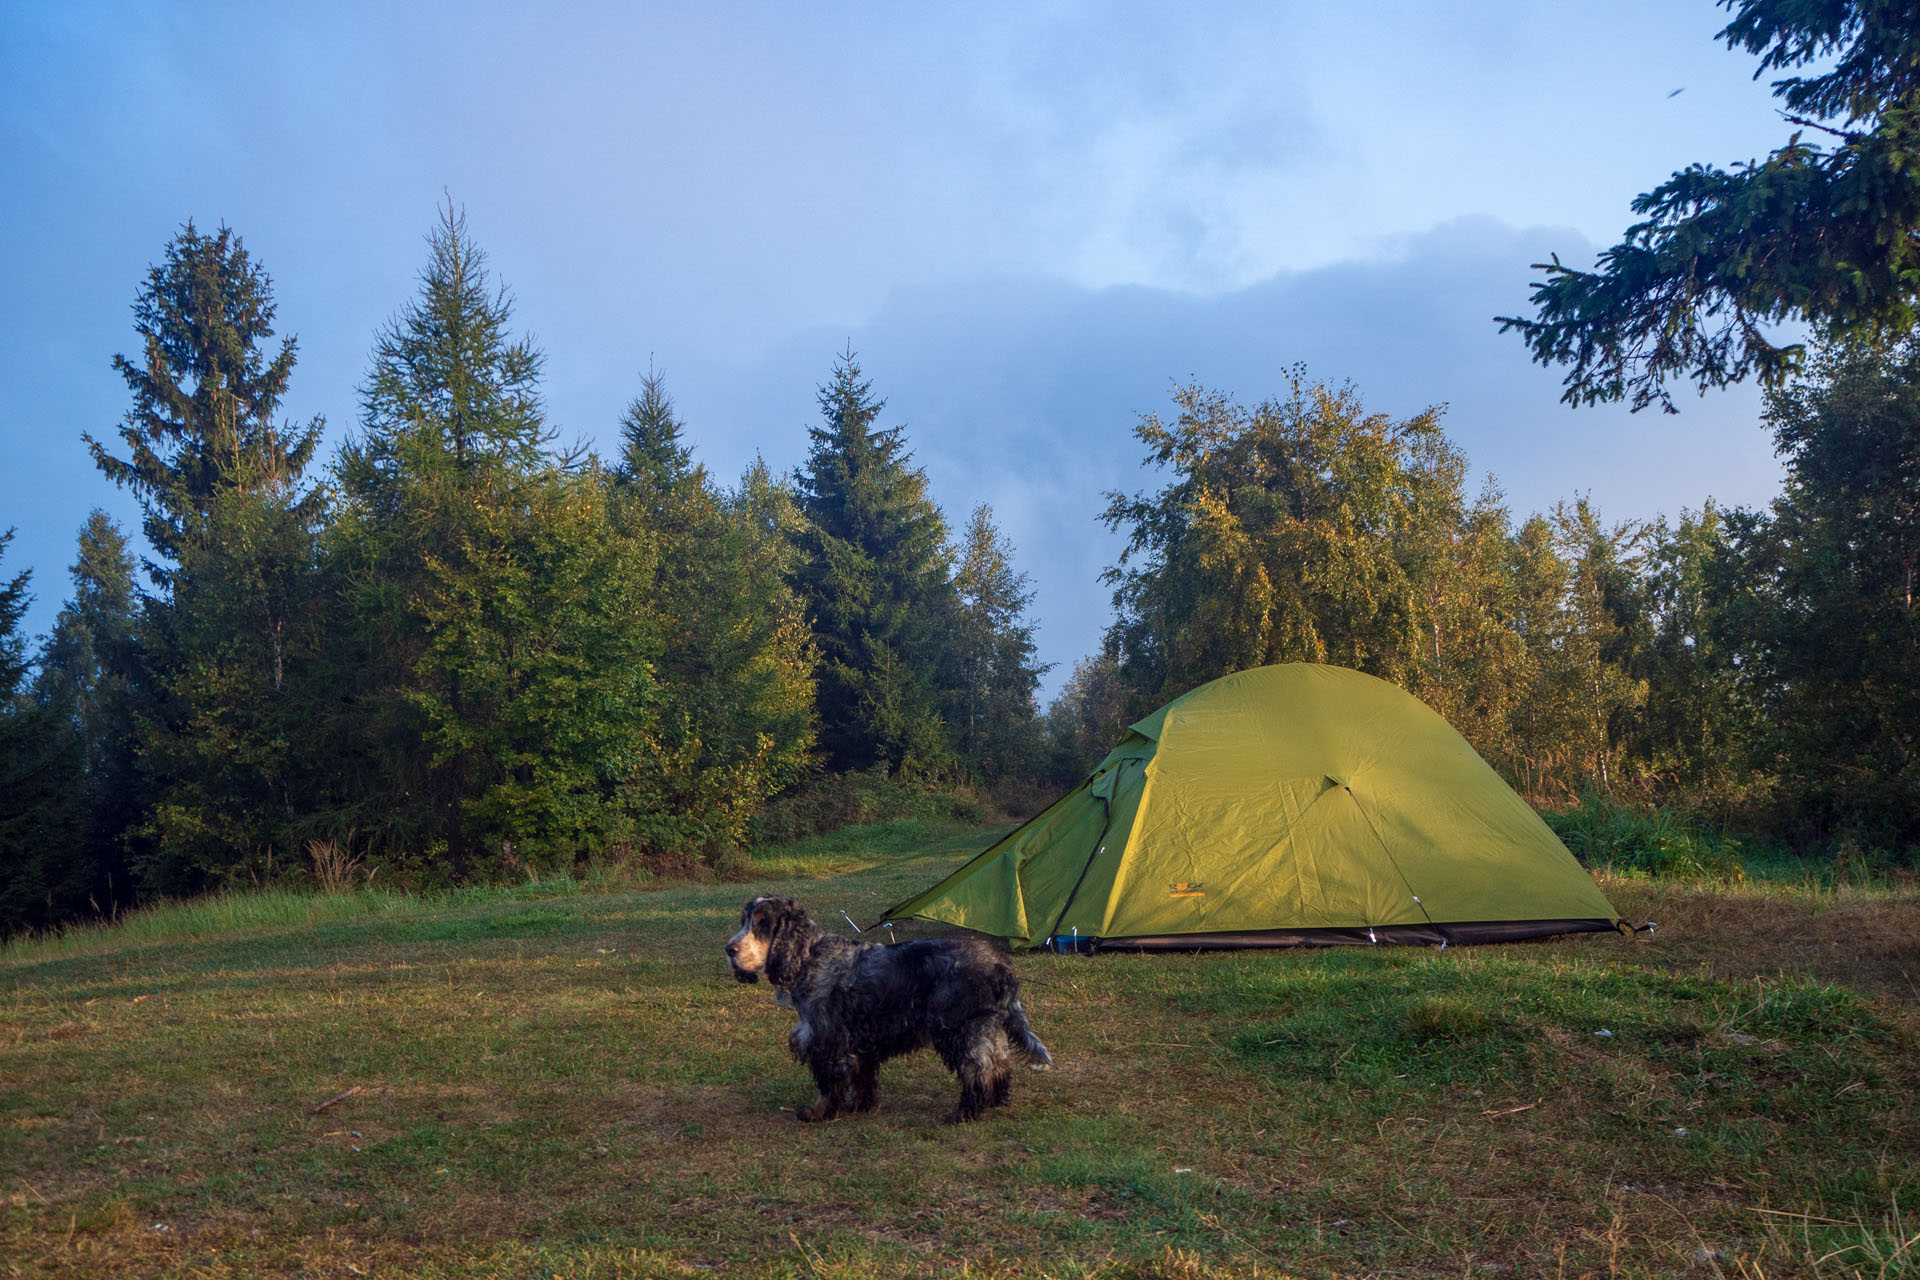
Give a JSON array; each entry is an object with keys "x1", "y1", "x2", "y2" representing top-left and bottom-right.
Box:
[
  {"x1": 985, "y1": 774, "x2": 1063, "y2": 821},
  {"x1": 748, "y1": 768, "x2": 985, "y2": 846}
]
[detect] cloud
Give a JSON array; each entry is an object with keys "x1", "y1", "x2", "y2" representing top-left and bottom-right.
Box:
[{"x1": 665, "y1": 217, "x2": 1781, "y2": 698}]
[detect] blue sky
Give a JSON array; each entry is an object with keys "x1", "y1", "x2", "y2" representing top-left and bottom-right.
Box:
[{"x1": 3, "y1": 1, "x2": 1800, "y2": 694}]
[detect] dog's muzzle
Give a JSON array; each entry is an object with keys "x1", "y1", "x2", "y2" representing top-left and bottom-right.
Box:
[{"x1": 726, "y1": 943, "x2": 760, "y2": 983}]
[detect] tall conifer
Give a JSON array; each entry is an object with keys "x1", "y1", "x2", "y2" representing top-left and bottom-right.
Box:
[
  {"x1": 793, "y1": 352, "x2": 955, "y2": 773},
  {"x1": 86, "y1": 223, "x2": 327, "y2": 892},
  {"x1": 611, "y1": 372, "x2": 814, "y2": 853},
  {"x1": 950, "y1": 504, "x2": 1046, "y2": 780},
  {"x1": 87, "y1": 222, "x2": 320, "y2": 582},
  {"x1": 335, "y1": 205, "x2": 658, "y2": 876},
  {"x1": 31, "y1": 513, "x2": 141, "y2": 912},
  {"x1": 0, "y1": 534, "x2": 85, "y2": 936}
]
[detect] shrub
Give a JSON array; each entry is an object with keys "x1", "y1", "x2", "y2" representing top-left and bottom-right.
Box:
[{"x1": 748, "y1": 768, "x2": 985, "y2": 846}]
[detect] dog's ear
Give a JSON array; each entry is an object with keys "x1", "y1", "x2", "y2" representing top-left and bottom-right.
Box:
[{"x1": 762, "y1": 898, "x2": 812, "y2": 986}]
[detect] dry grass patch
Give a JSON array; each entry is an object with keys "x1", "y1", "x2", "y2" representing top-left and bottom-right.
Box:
[{"x1": 1582, "y1": 873, "x2": 1920, "y2": 1004}]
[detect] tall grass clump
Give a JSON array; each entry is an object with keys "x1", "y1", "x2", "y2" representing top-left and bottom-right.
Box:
[
  {"x1": 1545, "y1": 791, "x2": 1747, "y2": 881},
  {"x1": 0, "y1": 885, "x2": 423, "y2": 960}
]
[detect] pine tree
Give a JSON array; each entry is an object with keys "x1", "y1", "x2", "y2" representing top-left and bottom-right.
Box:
[
  {"x1": 950, "y1": 505, "x2": 1046, "y2": 781},
  {"x1": 609, "y1": 372, "x2": 814, "y2": 856},
  {"x1": 792, "y1": 351, "x2": 956, "y2": 774},
  {"x1": 31, "y1": 513, "x2": 142, "y2": 914},
  {"x1": 86, "y1": 222, "x2": 321, "y2": 581},
  {"x1": 335, "y1": 204, "x2": 659, "y2": 877},
  {"x1": 0, "y1": 533, "x2": 85, "y2": 936}
]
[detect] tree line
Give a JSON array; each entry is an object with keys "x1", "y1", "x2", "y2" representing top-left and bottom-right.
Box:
[
  {"x1": 0, "y1": 208, "x2": 1046, "y2": 935},
  {"x1": 1051, "y1": 354, "x2": 1917, "y2": 853},
  {"x1": 4, "y1": 198, "x2": 1917, "y2": 938}
]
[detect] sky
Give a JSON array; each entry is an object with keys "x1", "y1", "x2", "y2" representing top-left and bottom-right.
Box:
[{"x1": 2, "y1": 1, "x2": 1803, "y2": 696}]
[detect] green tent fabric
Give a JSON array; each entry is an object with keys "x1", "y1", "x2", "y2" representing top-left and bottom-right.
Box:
[{"x1": 881, "y1": 663, "x2": 1622, "y2": 950}]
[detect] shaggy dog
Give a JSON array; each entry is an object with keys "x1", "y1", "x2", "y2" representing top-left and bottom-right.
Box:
[{"x1": 726, "y1": 896, "x2": 1052, "y2": 1122}]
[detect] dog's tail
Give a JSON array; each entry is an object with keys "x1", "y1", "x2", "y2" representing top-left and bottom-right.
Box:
[{"x1": 1005, "y1": 999, "x2": 1053, "y2": 1070}]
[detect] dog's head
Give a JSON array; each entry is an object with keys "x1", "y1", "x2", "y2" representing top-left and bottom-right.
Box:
[{"x1": 726, "y1": 896, "x2": 813, "y2": 986}]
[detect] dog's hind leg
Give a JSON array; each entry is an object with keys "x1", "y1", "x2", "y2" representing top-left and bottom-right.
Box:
[
  {"x1": 942, "y1": 1024, "x2": 1010, "y2": 1124},
  {"x1": 988, "y1": 1056, "x2": 1012, "y2": 1109}
]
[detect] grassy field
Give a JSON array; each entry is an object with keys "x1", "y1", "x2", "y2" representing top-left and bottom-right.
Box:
[{"x1": 3, "y1": 819, "x2": 1918, "y2": 1279}]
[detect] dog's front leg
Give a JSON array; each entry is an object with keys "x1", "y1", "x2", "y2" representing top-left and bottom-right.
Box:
[
  {"x1": 796, "y1": 1055, "x2": 847, "y2": 1122},
  {"x1": 848, "y1": 1055, "x2": 880, "y2": 1112}
]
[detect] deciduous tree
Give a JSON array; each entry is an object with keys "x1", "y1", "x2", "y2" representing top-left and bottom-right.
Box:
[
  {"x1": 611, "y1": 370, "x2": 815, "y2": 855},
  {"x1": 1100, "y1": 374, "x2": 1468, "y2": 709}
]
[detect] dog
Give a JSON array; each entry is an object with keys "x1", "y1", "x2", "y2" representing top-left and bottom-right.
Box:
[{"x1": 725, "y1": 895, "x2": 1052, "y2": 1123}]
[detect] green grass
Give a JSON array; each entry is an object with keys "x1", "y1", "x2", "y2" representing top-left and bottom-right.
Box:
[
  {"x1": 4, "y1": 818, "x2": 1918, "y2": 1278},
  {"x1": 1544, "y1": 794, "x2": 1750, "y2": 881},
  {"x1": 1543, "y1": 792, "x2": 1920, "y2": 889}
]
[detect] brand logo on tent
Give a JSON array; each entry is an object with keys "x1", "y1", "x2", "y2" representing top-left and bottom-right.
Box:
[{"x1": 1168, "y1": 881, "x2": 1205, "y2": 899}]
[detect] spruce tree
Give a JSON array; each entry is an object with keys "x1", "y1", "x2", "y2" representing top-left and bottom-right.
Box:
[
  {"x1": 616, "y1": 363, "x2": 695, "y2": 493},
  {"x1": 792, "y1": 352, "x2": 956, "y2": 774},
  {"x1": 950, "y1": 505, "x2": 1046, "y2": 781},
  {"x1": 85, "y1": 223, "x2": 327, "y2": 892},
  {"x1": 1724, "y1": 339, "x2": 1920, "y2": 839},
  {"x1": 610, "y1": 373, "x2": 814, "y2": 853},
  {"x1": 87, "y1": 222, "x2": 321, "y2": 581},
  {"x1": 31, "y1": 513, "x2": 142, "y2": 914},
  {"x1": 0, "y1": 532, "x2": 28, "y2": 699},
  {"x1": 1500, "y1": 1, "x2": 1920, "y2": 411},
  {"x1": 140, "y1": 470, "x2": 330, "y2": 890},
  {"x1": 335, "y1": 205, "x2": 659, "y2": 877},
  {"x1": 0, "y1": 533, "x2": 85, "y2": 936}
]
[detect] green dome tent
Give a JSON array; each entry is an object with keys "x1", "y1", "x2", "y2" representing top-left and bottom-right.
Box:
[{"x1": 881, "y1": 664, "x2": 1622, "y2": 950}]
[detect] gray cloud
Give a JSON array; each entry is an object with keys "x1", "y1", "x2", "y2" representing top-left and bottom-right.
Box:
[{"x1": 663, "y1": 217, "x2": 1780, "y2": 697}]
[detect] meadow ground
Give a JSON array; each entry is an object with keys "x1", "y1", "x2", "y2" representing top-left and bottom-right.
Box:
[{"x1": 3, "y1": 820, "x2": 1917, "y2": 1279}]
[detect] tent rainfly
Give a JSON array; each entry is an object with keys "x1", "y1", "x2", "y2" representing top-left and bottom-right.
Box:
[{"x1": 881, "y1": 663, "x2": 1623, "y2": 950}]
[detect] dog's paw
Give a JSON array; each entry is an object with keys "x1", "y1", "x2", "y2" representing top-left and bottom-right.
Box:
[{"x1": 1027, "y1": 1061, "x2": 1052, "y2": 1071}]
